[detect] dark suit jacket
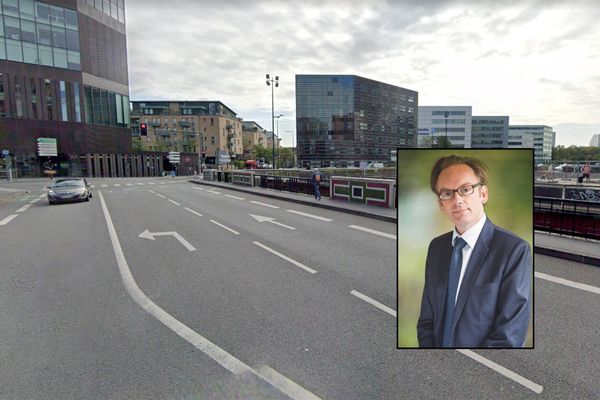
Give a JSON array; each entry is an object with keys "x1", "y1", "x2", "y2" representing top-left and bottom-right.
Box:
[{"x1": 417, "y1": 218, "x2": 531, "y2": 348}]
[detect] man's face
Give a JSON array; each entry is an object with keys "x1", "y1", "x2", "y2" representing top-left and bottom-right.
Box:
[{"x1": 436, "y1": 164, "x2": 488, "y2": 234}]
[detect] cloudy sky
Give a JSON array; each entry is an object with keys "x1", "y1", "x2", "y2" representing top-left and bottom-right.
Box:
[{"x1": 125, "y1": 0, "x2": 599, "y2": 147}]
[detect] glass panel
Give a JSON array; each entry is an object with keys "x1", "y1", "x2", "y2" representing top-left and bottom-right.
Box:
[
  {"x1": 110, "y1": 1, "x2": 117, "y2": 19},
  {"x1": 108, "y1": 91, "x2": 116, "y2": 125},
  {"x1": 64, "y1": 8, "x2": 77, "y2": 30},
  {"x1": 30, "y1": 77, "x2": 38, "y2": 119},
  {"x1": 0, "y1": 38, "x2": 6, "y2": 59},
  {"x1": 65, "y1": 28, "x2": 78, "y2": 50},
  {"x1": 34, "y1": 2, "x2": 49, "y2": 24},
  {"x1": 84, "y1": 85, "x2": 92, "y2": 123},
  {"x1": 5, "y1": 38, "x2": 21, "y2": 61},
  {"x1": 115, "y1": 93, "x2": 123, "y2": 124},
  {"x1": 102, "y1": 0, "x2": 109, "y2": 15},
  {"x1": 117, "y1": 6, "x2": 124, "y2": 23},
  {"x1": 59, "y1": 80, "x2": 67, "y2": 121},
  {"x1": 49, "y1": 5, "x2": 64, "y2": 27},
  {"x1": 123, "y1": 95, "x2": 129, "y2": 127},
  {"x1": 101, "y1": 90, "x2": 109, "y2": 124},
  {"x1": 73, "y1": 82, "x2": 81, "y2": 122},
  {"x1": 15, "y1": 78, "x2": 24, "y2": 118},
  {"x1": 36, "y1": 22, "x2": 50, "y2": 45},
  {"x1": 86, "y1": 0, "x2": 94, "y2": 6},
  {"x1": 0, "y1": 17, "x2": 4, "y2": 38},
  {"x1": 19, "y1": 0, "x2": 35, "y2": 20},
  {"x1": 92, "y1": 87, "x2": 101, "y2": 123},
  {"x1": 45, "y1": 78, "x2": 53, "y2": 121},
  {"x1": 94, "y1": 0, "x2": 102, "y2": 11},
  {"x1": 3, "y1": 0, "x2": 18, "y2": 17},
  {"x1": 52, "y1": 47, "x2": 66, "y2": 68},
  {"x1": 51, "y1": 26, "x2": 65, "y2": 48},
  {"x1": 20, "y1": 19, "x2": 35, "y2": 42},
  {"x1": 118, "y1": 0, "x2": 123, "y2": 8},
  {"x1": 67, "y1": 50, "x2": 79, "y2": 70},
  {"x1": 4, "y1": 15, "x2": 20, "y2": 40},
  {"x1": 22, "y1": 40, "x2": 36, "y2": 63},
  {"x1": 37, "y1": 43, "x2": 51, "y2": 65}
]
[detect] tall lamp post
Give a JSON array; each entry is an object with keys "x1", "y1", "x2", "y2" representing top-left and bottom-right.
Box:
[
  {"x1": 266, "y1": 74, "x2": 279, "y2": 169},
  {"x1": 274, "y1": 114, "x2": 283, "y2": 168}
]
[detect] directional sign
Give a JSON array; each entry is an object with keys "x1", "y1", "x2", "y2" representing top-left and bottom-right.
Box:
[
  {"x1": 139, "y1": 229, "x2": 196, "y2": 251},
  {"x1": 37, "y1": 137, "x2": 57, "y2": 156},
  {"x1": 249, "y1": 214, "x2": 295, "y2": 230},
  {"x1": 168, "y1": 151, "x2": 180, "y2": 164}
]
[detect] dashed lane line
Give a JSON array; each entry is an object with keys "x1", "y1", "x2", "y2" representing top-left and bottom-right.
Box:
[
  {"x1": 137, "y1": 183, "x2": 145, "y2": 185},
  {"x1": 156, "y1": 193, "x2": 166, "y2": 199},
  {"x1": 16, "y1": 204, "x2": 31, "y2": 213},
  {"x1": 254, "y1": 241, "x2": 317, "y2": 274},
  {"x1": 224, "y1": 194, "x2": 245, "y2": 200},
  {"x1": 210, "y1": 219, "x2": 240, "y2": 235},
  {"x1": 352, "y1": 290, "x2": 543, "y2": 394},
  {"x1": 101, "y1": 184, "x2": 108, "y2": 188},
  {"x1": 114, "y1": 183, "x2": 121, "y2": 187},
  {"x1": 286, "y1": 209, "x2": 332, "y2": 222},
  {"x1": 348, "y1": 225, "x2": 396, "y2": 240},
  {"x1": 207, "y1": 190, "x2": 222, "y2": 195},
  {"x1": 126, "y1": 183, "x2": 133, "y2": 186},
  {"x1": 192, "y1": 187, "x2": 205, "y2": 191},
  {"x1": 31, "y1": 198, "x2": 41, "y2": 203},
  {"x1": 184, "y1": 207, "x2": 203, "y2": 217},
  {"x1": 148, "y1": 190, "x2": 156, "y2": 194},
  {"x1": 0, "y1": 214, "x2": 18, "y2": 225},
  {"x1": 536, "y1": 272, "x2": 600, "y2": 295},
  {"x1": 250, "y1": 200, "x2": 279, "y2": 209},
  {"x1": 168, "y1": 199, "x2": 181, "y2": 206}
]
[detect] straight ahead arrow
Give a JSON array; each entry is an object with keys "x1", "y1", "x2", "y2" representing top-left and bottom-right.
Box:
[
  {"x1": 139, "y1": 229, "x2": 196, "y2": 251},
  {"x1": 249, "y1": 214, "x2": 295, "y2": 230}
]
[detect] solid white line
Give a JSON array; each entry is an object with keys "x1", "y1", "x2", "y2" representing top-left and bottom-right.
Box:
[
  {"x1": 457, "y1": 350, "x2": 544, "y2": 394},
  {"x1": 184, "y1": 207, "x2": 203, "y2": 217},
  {"x1": 97, "y1": 191, "x2": 253, "y2": 375},
  {"x1": 168, "y1": 199, "x2": 181, "y2": 206},
  {"x1": 286, "y1": 209, "x2": 332, "y2": 222},
  {"x1": 225, "y1": 194, "x2": 245, "y2": 200},
  {"x1": 148, "y1": 190, "x2": 155, "y2": 194},
  {"x1": 350, "y1": 290, "x2": 396, "y2": 317},
  {"x1": 114, "y1": 183, "x2": 121, "y2": 187},
  {"x1": 101, "y1": 184, "x2": 108, "y2": 187},
  {"x1": 137, "y1": 183, "x2": 144, "y2": 185},
  {"x1": 0, "y1": 214, "x2": 18, "y2": 225},
  {"x1": 16, "y1": 204, "x2": 31, "y2": 213},
  {"x1": 149, "y1": 182, "x2": 156, "y2": 185},
  {"x1": 251, "y1": 200, "x2": 279, "y2": 209},
  {"x1": 207, "y1": 190, "x2": 222, "y2": 195},
  {"x1": 210, "y1": 219, "x2": 240, "y2": 235},
  {"x1": 255, "y1": 365, "x2": 322, "y2": 400},
  {"x1": 0, "y1": 187, "x2": 20, "y2": 192},
  {"x1": 536, "y1": 272, "x2": 600, "y2": 295},
  {"x1": 126, "y1": 183, "x2": 133, "y2": 186},
  {"x1": 192, "y1": 187, "x2": 205, "y2": 191},
  {"x1": 156, "y1": 193, "x2": 166, "y2": 198},
  {"x1": 348, "y1": 225, "x2": 396, "y2": 240},
  {"x1": 254, "y1": 241, "x2": 317, "y2": 274},
  {"x1": 31, "y1": 198, "x2": 41, "y2": 203}
]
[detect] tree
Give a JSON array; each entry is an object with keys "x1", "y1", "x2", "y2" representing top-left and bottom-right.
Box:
[
  {"x1": 435, "y1": 136, "x2": 452, "y2": 148},
  {"x1": 278, "y1": 147, "x2": 294, "y2": 168}
]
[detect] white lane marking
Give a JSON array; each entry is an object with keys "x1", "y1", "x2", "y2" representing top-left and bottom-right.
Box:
[
  {"x1": 249, "y1": 214, "x2": 295, "y2": 230},
  {"x1": 286, "y1": 209, "x2": 332, "y2": 222},
  {"x1": 168, "y1": 199, "x2": 181, "y2": 206},
  {"x1": 148, "y1": 190, "x2": 156, "y2": 194},
  {"x1": 207, "y1": 190, "x2": 222, "y2": 195},
  {"x1": 16, "y1": 204, "x2": 31, "y2": 213},
  {"x1": 38, "y1": 194, "x2": 46, "y2": 198},
  {"x1": 250, "y1": 200, "x2": 279, "y2": 209},
  {"x1": 225, "y1": 194, "x2": 245, "y2": 200},
  {"x1": 536, "y1": 272, "x2": 600, "y2": 295},
  {"x1": 114, "y1": 183, "x2": 121, "y2": 187},
  {"x1": 254, "y1": 241, "x2": 317, "y2": 274},
  {"x1": 149, "y1": 182, "x2": 156, "y2": 185},
  {"x1": 255, "y1": 365, "x2": 322, "y2": 400},
  {"x1": 210, "y1": 219, "x2": 240, "y2": 235},
  {"x1": 30, "y1": 198, "x2": 41, "y2": 203},
  {"x1": 90, "y1": 185, "x2": 95, "y2": 188},
  {"x1": 184, "y1": 207, "x2": 203, "y2": 217},
  {"x1": 457, "y1": 350, "x2": 544, "y2": 394},
  {"x1": 156, "y1": 193, "x2": 166, "y2": 199},
  {"x1": 0, "y1": 187, "x2": 21, "y2": 192},
  {"x1": 101, "y1": 184, "x2": 108, "y2": 187},
  {"x1": 41, "y1": 188, "x2": 49, "y2": 191},
  {"x1": 348, "y1": 225, "x2": 396, "y2": 240},
  {"x1": 126, "y1": 183, "x2": 133, "y2": 186},
  {"x1": 352, "y1": 289, "x2": 542, "y2": 393},
  {"x1": 351, "y1": 290, "x2": 396, "y2": 316},
  {"x1": 192, "y1": 187, "x2": 205, "y2": 191},
  {"x1": 137, "y1": 183, "x2": 144, "y2": 185},
  {"x1": 0, "y1": 214, "x2": 18, "y2": 225},
  {"x1": 97, "y1": 191, "x2": 253, "y2": 375},
  {"x1": 139, "y1": 229, "x2": 196, "y2": 251}
]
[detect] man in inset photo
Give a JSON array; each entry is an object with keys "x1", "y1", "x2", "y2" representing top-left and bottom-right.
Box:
[{"x1": 416, "y1": 154, "x2": 532, "y2": 348}]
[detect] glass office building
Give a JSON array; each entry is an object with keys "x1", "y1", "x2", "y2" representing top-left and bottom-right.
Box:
[
  {"x1": 0, "y1": 0, "x2": 130, "y2": 176},
  {"x1": 295, "y1": 74, "x2": 417, "y2": 168},
  {"x1": 471, "y1": 116, "x2": 509, "y2": 148}
]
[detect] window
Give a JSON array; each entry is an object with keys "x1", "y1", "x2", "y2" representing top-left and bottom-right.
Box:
[
  {"x1": 3, "y1": 0, "x2": 19, "y2": 17},
  {"x1": 73, "y1": 82, "x2": 81, "y2": 122},
  {"x1": 38, "y1": 44, "x2": 52, "y2": 65},
  {"x1": 64, "y1": 9, "x2": 78, "y2": 30},
  {"x1": 45, "y1": 79, "x2": 53, "y2": 120},
  {"x1": 35, "y1": 2, "x2": 50, "y2": 23},
  {"x1": 211, "y1": 136, "x2": 215, "y2": 145},
  {"x1": 15, "y1": 78, "x2": 24, "y2": 118},
  {"x1": 21, "y1": 20, "x2": 36, "y2": 42},
  {"x1": 36, "y1": 23, "x2": 51, "y2": 45},
  {"x1": 53, "y1": 47, "x2": 67, "y2": 68},
  {"x1": 19, "y1": 0, "x2": 36, "y2": 20},
  {"x1": 4, "y1": 16, "x2": 21, "y2": 40},
  {"x1": 108, "y1": 92, "x2": 116, "y2": 125},
  {"x1": 65, "y1": 29, "x2": 78, "y2": 50},
  {"x1": 102, "y1": 0, "x2": 109, "y2": 14},
  {"x1": 22, "y1": 41, "x2": 37, "y2": 63},
  {"x1": 6, "y1": 39, "x2": 23, "y2": 61},
  {"x1": 115, "y1": 93, "x2": 123, "y2": 125},
  {"x1": 100, "y1": 90, "x2": 109, "y2": 124},
  {"x1": 51, "y1": 26, "x2": 66, "y2": 48},
  {"x1": 59, "y1": 81, "x2": 68, "y2": 121},
  {"x1": 49, "y1": 5, "x2": 65, "y2": 27},
  {"x1": 92, "y1": 87, "x2": 101, "y2": 123},
  {"x1": 0, "y1": 38, "x2": 6, "y2": 59},
  {"x1": 83, "y1": 85, "x2": 92, "y2": 123},
  {"x1": 67, "y1": 50, "x2": 80, "y2": 70}
]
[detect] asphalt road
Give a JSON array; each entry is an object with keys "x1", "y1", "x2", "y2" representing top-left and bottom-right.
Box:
[{"x1": 0, "y1": 177, "x2": 599, "y2": 399}]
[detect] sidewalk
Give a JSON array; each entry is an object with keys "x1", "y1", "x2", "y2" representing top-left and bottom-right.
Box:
[
  {"x1": 188, "y1": 178, "x2": 397, "y2": 223},
  {"x1": 535, "y1": 231, "x2": 600, "y2": 267}
]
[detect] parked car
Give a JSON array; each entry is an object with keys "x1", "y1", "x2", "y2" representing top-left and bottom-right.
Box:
[{"x1": 47, "y1": 178, "x2": 92, "y2": 204}]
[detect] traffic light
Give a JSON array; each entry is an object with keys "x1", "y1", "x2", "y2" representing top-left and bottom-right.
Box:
[{"x1": 140, "y1": 122, "x2": 147, "y2": 136}]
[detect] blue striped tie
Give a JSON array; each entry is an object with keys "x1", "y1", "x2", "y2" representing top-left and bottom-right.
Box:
[{"x1": 442, "y1": 237, "x2": 467, "y2": 347}]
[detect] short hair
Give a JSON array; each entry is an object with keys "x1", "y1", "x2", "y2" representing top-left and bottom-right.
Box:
[{"x1": 430, "y1": 155, "x2": 489, "y2": 193}]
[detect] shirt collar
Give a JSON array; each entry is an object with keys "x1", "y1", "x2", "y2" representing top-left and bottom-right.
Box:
[{"x1": 452, "y1": 214, "x2": 487, "y2": 249}]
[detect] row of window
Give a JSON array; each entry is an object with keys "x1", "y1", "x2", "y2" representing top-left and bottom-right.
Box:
[
  {"x1": 1, "y1": 17, "x2": 80, "y2": 50},
  {"x1": 431, "y1": 119, "x2": 467, "y2": 124},
  {"x1": 431, "y1": 111, "x2": 467, "y2": 116},
  {"x1": 83, "y1": 0, "x2": 125, "y2": 24},
  {"x1": 0, "y1": 38, "x2": 80, "y2": 70},
  {"x1": 1, "y1": 1, "x2": 78, "y2": 30},
  {"x1": 83, "y1": 85, "x2": 129, "y2": 128}
]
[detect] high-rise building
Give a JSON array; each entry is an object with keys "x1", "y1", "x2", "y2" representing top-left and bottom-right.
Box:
[
  {"x1": 417, "y1": 106, "x2": 472, "y2": 148},
  {"x1": 509, "y1": 125, "x2": 555, "y2": 164},
  {"x1": 471, "y1": 116, "x2": 509, "y2": 148},
  {"x1": 295, "y1": 74, "x2": 417, "y2": 168},
  {"x1": 590, "y1": 134, "x2": 600, "y2": 147},
  {"x1": 0, "y1": 0, "x2": 130, "y2": 176}
]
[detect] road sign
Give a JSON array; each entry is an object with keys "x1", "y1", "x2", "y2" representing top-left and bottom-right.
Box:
[
  {"x1": 1, "y1": 149, "x2": 9, "y2": 156},
  {"x1": 168, "y1": 151, "x2": 180, "y2": 164},
  {"x1": 37, "y1": 138, "x2": 57, "y2": 156}
]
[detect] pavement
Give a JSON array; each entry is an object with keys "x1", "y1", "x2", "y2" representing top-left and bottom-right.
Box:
[
  {"x1": 535, "y1": 231, "x2": 600, "y2": 267},
  {"x1": 187, "y1": 177, "x2": 397, "y2": 222}
]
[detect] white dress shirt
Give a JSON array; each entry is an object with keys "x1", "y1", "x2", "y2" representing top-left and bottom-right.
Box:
[{"x1": 451, "y1": 214, "x2": 487, "y2": 304}]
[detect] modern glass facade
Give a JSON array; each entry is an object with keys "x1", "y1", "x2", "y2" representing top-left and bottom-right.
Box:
[
  {"x1": 471, "y1": 116, "x2": 509, "y2": 148},
  {"x1": 509, "y1": 125, "x2": 555, "y2": 164},
  {"x1": 296, "y1": 74, "x2": 417, "y2": 168}
]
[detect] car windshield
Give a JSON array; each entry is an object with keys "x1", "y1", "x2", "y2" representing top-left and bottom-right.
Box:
[{"x1": 52, "y1": 180, "x2": 84, "y2": 188}]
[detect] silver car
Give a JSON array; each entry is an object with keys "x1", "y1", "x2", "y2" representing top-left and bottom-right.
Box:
[{"x1": 47, "y1": 178, "x2": 92, "y2": 204}]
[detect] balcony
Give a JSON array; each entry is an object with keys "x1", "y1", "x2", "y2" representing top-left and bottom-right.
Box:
[
  {"x1": 183, "y1": 131, "x2": 196, "y2": 138},
  {"x1": 150, "y1": 121, "x2": 161, "y2": 128},
  {"x1": 179, "y1": 120, "x2": 191, "y2": 128}
]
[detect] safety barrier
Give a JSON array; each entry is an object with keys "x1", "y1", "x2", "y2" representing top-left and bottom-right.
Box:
[
  {"x1": 330, "y1": 176, "x2": 396, "y2": 208},
  {"x1": 534, "y1": 196, "x2": 600, "y2": 240}
]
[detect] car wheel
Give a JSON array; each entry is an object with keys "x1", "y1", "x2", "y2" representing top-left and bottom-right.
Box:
[{"x1": 48, "y1": 200, "x2": 55, "y2": 204}]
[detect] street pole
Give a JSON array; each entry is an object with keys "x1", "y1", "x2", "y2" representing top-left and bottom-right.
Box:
[
  {"x1": 444, "y1": 111, "x2": 449, "y2": 147},
  {"x1": 266, "y1": 74, "x2": 279, "y2": 169},
  {"x1": 275, "y1": 114, "x2": 283, "y2": 168}
]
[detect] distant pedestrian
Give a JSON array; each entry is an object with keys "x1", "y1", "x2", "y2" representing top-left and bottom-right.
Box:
[
  {"x1": 311, "y1": 168, "x2": 322, "y2": 200},
  {"x1": 170, "y1": 170, "x2": 176, "y2": 178},
  {"x1": 582, "y1": 162, "x2": 592, "y2": 183}
]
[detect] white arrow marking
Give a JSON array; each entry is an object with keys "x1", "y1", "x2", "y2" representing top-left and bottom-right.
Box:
[
  {"x1": 138, "y1": 229, "x2": 196, "y2": 251},
  {"x1": 249, "y1": 214, "x2": 295, "y2": 230}
]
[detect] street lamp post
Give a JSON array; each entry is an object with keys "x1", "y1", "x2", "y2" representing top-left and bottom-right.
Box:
[
  {"x1": 266, "y1": 74, "x2": 279, "y2": 169},
  {"x1": 274, "y1": 114, "x2": 283, "y2": 168}
]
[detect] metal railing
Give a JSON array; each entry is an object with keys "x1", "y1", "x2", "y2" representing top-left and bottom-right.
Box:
[
  {"x1": 254, "y1": 175, "x2": 330, "y2": 198},
  {"x1": 534, "y1": 196, "x2": 600, "y2": 240}
]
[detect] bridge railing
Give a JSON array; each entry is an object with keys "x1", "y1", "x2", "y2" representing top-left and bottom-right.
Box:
[{"x1": 534, "y1": 196, "x2": 600, "y2": 240}]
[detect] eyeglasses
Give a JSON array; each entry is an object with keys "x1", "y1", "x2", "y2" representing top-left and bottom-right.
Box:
[{"x1": 437, "y1": 183, "x2": 482, "y2": 201}]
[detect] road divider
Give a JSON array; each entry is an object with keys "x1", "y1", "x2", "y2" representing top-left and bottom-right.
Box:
[{"x1": 254, "y1": 241, "x2": 317, "y2": 274}]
